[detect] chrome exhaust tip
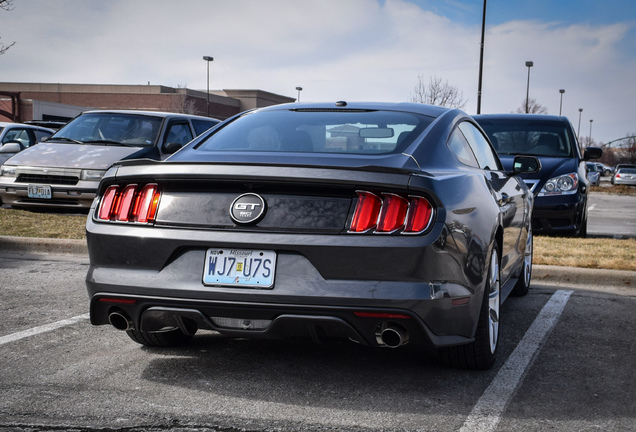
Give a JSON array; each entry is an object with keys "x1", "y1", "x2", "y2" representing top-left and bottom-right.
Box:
[
  {"x1": 375, "y1": 322, "x2": 409, "y2": 348},
  {"x1": 108, "y1": 311, "x2": 134, "y2": 331}
]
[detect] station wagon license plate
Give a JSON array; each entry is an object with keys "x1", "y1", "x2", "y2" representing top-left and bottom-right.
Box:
[
  {"x1": 28, "y1": 184, "x2": 52, "y2": 199},
  {"x1": 203, "y1": 249, "x2": 276, "y2": 288}
]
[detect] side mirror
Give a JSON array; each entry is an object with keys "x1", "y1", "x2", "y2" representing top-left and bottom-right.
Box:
[
  {"x1": 0, "y1": 142, "x2": 23, "y2": 153},
  {"x1": 511, "y1": 156, "x2": 541, "y2": 174},
  {"x1": 584, "y1": 147, "x2": 602, "y2": 161},
  {"x1": 163, "y1": 142, "x2": 182, "y2": 154}
]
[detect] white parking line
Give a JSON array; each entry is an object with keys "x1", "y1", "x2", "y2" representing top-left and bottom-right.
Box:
[
  {"x1": 589, "y1": 204, "x2": 597, "y2": 211},
  {"x1": 0, "y1": 313, "x2": 90, "y2": 346},
  {"x1": 460, "y1": 290, "x2": 573, "y2": 432}
]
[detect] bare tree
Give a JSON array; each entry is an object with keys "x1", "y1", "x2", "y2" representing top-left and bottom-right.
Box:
[
  {"x1": 410, "y1": 75, "x2": 467, "y2": 109},
  {"x1": 167, "y1": 86, "x2": 198, "y2": 115},
  {"x1": 624, "y1": 134, "x2": 636, "y2": 164},
  {"x1": 0, "y1": 0, "x2": 15, "y2": 55},
  {"x1": 515, "y1": 98, "x2": 548, "y2": 114}
]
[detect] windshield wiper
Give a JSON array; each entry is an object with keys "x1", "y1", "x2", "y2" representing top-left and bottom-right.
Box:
[
  {"x1": 48, "y1": 137, "x2": 83, "y2": 144},
  {"x1": 83, "y1": 140, "x2": 132, "y2": 146}
]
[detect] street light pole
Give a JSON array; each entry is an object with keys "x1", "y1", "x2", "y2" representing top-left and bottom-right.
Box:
[
  {"x1": 577, "y1": 108, "x2": 583, "y2": 138},
  {"x1": 476, "y1": 0, "x2": 487, "y2": 114},
  {"x1": 525, "y1": 61, "x2": 533, "y2": 113},
  {"x1": 296, "y1": 86, "x2": 303, "y2": 102},
  {"x1": 559, "y1": 89, "x2": 565, "y2": 116},
  {"x1": 589, "y1": 119, "x2": 593, "y2": 142},
  {"x1": 203, "y1": 56, "x2": 214, "y2": 117}
]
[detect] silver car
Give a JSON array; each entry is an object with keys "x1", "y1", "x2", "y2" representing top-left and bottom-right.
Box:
[
  {"x1": 0, "y1": 110, "x2": 219, "y2": 210},
  {"x1": 612, "y1": 168, "x2": 636, "y2": 186},
  {"x1": 0, "y1": 122, "x2": 55, "y2": 165},
  {"x1": 586, "y1": 162, "x2": 600, "y2": 186}
]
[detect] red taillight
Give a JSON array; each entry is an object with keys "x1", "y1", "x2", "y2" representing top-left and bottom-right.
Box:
[
  {"x1": 349, "y1": 191, "x2": 434, "y2": 235},
  {"x1": 354, "y1": 311, "x2": 411, "y2": 319},
  {"x1": 98, "y1": 297, "x2": 137, "y2": 304},
  {"x1": 97, "y1": 183, "x2": 160, "y2": 224},
  {"x1": 98, "y1": 186, "x2": 119, "y2": 220},
  {"x1": 131, "y1": 184, "x2": 160, "y2": 223},
  {"x1": 376, "y1": 194, "x2": 409, "y2": 233},
  {"x1": 404, "y1": 196, "x2": 433, "y2": 234},
  {"x1": 350, "y1": 191, "x2": 382, "y2": 232}
]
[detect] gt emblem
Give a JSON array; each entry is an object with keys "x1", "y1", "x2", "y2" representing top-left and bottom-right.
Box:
[{"x1": 230, "y1": 193, "x2": 266, "y2": 225}]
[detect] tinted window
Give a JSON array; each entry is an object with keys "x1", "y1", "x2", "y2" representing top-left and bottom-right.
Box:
[
  {"x1": 478, "y1": 119, "x2": 574, "y2": 158},
  {"x1": 448, "y1": 128, "x2": 479, "y2": 168},
  {"x1": 458, "y1": 122, "x2": 501, "y2": 171},
  {"x1": 192, "y1": 119, "x2": 218, "y2": 136},
  {"x1": 34, "y1": 129, "x2": 53, "y2": 143},
  {"x1": 197, "y1": 109, "x2": 434, "y2": 154},
  {"x1": 165, "y1": 122, "x2": 194, "y2": 146}
]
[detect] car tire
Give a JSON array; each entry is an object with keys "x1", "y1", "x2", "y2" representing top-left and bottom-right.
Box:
[
  {"x1": 125, "y1": 328, "x2": 194, "y2": 347},
  {"x1": 577, "y1": 217, "x2": 588, "y2": 238},
  {"x1": 440, "y1": 245, "x2": 500, "y2": 370},
  {"x1": 511, "y1": 227, "x2": 532, "y2": 297}
]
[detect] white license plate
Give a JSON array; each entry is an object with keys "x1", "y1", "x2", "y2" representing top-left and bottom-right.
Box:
[
  {"x1": 28, "y1": 184, "x2": 52, "y2": 199},
  {"x1": 203, "y1": 249, "x2": 276, "y2": 288}
]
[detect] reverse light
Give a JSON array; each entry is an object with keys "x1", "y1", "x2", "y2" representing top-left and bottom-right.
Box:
[
  {"x1": 97, "y1": 183, "x2": 160, "y2": 223},
  {"x1": 349, "y1": 191, "x2": 434, "y2": 235},
  {"x1": 539, "y1": 173, "x2": 578, "y2": 196}
]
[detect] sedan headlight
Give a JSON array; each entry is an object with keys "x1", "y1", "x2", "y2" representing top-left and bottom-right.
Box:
[
  {"x1": 80, "y1": 169, "x2": 107, "y2": 181},
  {"x1": 538, "y1": 173, "x2": 578, "y2": 196},
  {"x1": 0, "y1": 165, "x2": 17, "y2": 177}
]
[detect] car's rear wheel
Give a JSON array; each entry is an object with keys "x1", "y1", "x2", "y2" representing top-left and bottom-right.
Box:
[
  {"x1": 125, "y1": 328, "x2": 194, "y2": 347},
  {"x1": 440, "y1": 245, "x2": 500, "y2": 370},
  {"x1": 511, "y1": 227, "x2": 532, "y2": 297}
]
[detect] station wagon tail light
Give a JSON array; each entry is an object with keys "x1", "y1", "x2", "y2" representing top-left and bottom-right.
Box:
[
  {"x1": 349, "y1": 191, "x2": 433, "y2": 234},
  {"x1": 97, "y1": 183, "x2": 160, "y2": 223}
]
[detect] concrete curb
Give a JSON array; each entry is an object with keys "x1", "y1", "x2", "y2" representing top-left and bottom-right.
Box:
[
  {"x1": 0, "y1": 235, "x2": 88, "y2": 256},
  {"x1": 1, "y1": 235, "x2": 634, "y2": 289}
]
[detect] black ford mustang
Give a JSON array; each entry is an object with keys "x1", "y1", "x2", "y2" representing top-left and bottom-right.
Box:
[{"x1": 85, "y1": 102, "x2": 537, "y2": 370}]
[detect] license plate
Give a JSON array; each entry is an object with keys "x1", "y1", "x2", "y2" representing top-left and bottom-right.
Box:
[
  {"x1": 28, "y1": 184, "x2": 52, "y2": 199},
  {"x1": 203, "y1": 249, "x2": 276, "y2": 288}
]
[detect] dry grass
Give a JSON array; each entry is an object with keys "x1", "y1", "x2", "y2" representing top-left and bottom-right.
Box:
[
  {"x1": 1, "y1": 206, "x2": 635, "y2": 272},
  {"x1": 591, "y1": 184, "x2": 636, "y2": 195},
  {"x1": 0, "y1": 207, "x2": 87, "y2": 240},
  {"x1": 534, "y1": 236, "x2": 636, "y2": 271}
]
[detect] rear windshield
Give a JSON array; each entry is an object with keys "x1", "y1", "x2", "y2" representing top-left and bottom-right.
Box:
[
  {"x1": 478, "y1": 119, "x2": 575, "y2": 158},
  {"x1": 52, "y1": 113, "x2": 163, "y2": 147},
  {"x1": 196, "y1": 109, "x2": 433, "y2": 154}
]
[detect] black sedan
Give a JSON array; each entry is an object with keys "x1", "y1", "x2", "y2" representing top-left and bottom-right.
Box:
[
  {"x1": 474, "y1": 114, "x2": 602, "y2": 237},
  {"x1": 86, "y1": 102, "x2": 537, "y2": 370}
]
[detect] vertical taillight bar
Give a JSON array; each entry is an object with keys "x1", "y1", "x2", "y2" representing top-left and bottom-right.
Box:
[
  {"x1": 404, "y1": 196, "x2": 433, "y2": 234},
  {"x1": 349, "y1": 191, "x2": 382, "y2": 233},
  {"x1": 132, "y1": 184, "x2": 159, "y2": 223},
  {"x1": 376, "y1": 194, "x2": 409, "y2": 233},
  {"x1": 115, "y1": 184, "x2": 138, "y2": 222},
  {"x1": 98, "y1": 186, "x2": 119, "y2": 220}
]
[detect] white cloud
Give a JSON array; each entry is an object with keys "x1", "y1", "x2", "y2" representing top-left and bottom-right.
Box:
[{"x1": 1, "y1": 0, "x2": 633, "y2": 142}]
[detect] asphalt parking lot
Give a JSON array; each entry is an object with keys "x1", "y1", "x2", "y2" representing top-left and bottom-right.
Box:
[{"x1": 0, "y1": 239, "x2": 635, "y2": 431}]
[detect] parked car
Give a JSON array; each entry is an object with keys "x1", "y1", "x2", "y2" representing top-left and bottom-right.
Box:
[
  {"x1": 0, "y1": 122, "x2": 55, "y2": 165},
  {"x1": 611, "y1": 167, "x2": 636, "y2": 186},
  {"x1": 474, "y1": 114, "x2": 602, "y2": 237},
  {"x1": 0, "y1": 110, "x2": 219, "y2": 210},
  {"x1": 595, "y1": 162, "x2": 613, "y2": 176},
  {"x1": 86, "y1": 102, "x2": 539, "y2": 370},
  {"x1": 586, "y1": 162, "x2": 600, "y2": 186},
  {"x1": 612, "y1": 164, "x2": 636, "y2": 185}
]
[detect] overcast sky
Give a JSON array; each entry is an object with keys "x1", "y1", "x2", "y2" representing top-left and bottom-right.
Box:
[{"x1": 1, "y1": 0, "x2": 634, "y2": 144}]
